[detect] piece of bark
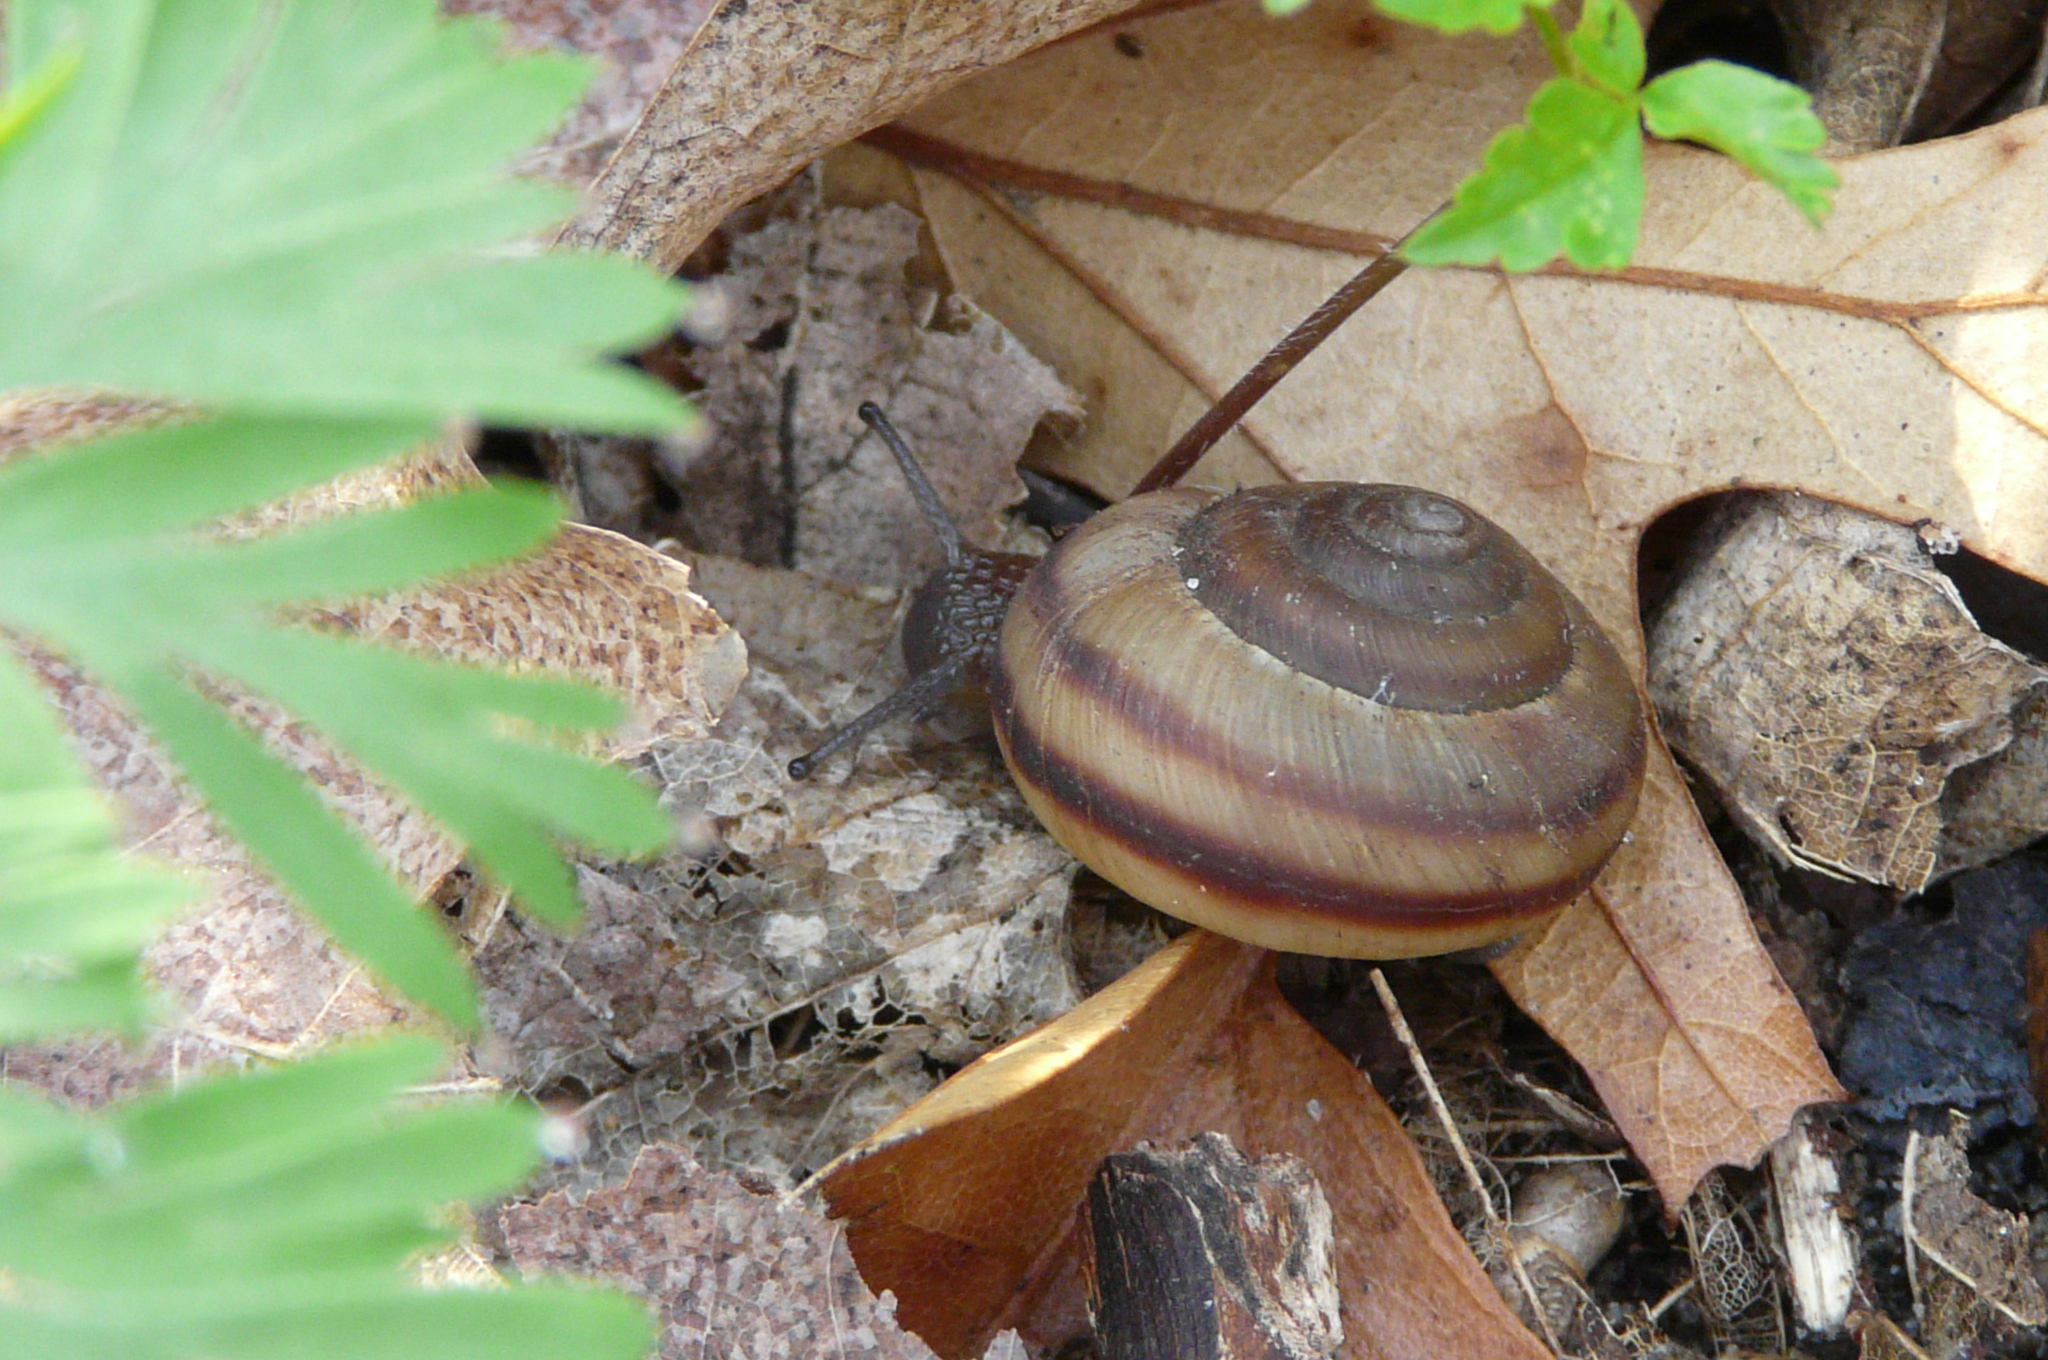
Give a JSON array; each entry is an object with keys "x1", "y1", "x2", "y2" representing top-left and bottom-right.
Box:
[
  {"x1": 1903, "y1": 1113, "x2": 2048, "y2": 1356},
  {"x1": 1084, "y1": 1133, "x2": 1341, "y2": 1360},
  {"x1": 2028, "y1": 928, "x2": 2048, "y2": 1141},
  {"x1": 1771, "y1": 1114, "x2": 1858, "y2": 1336},
  {"x1": 1646, "y1": 491, "x2": 2048, "y2": 893}
]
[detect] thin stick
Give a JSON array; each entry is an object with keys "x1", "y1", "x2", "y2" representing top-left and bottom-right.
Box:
[
  {"x1": 1131, "y1": 247, "x2": 1411, "y2": 494},
  {"x1": 1646, "y1": 1275, "x2": 1699, "y2": 1322},
  {"x1": 1369, "y1": 967, "x2": 1565, "y2": 1357},
  {"x1": 1901, "y1": 1127, "x2": 1923, "y2": 1322}
]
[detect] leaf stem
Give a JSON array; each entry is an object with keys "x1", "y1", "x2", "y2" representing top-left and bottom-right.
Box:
[
  {"x1": 1530, "y1": 8, "x2": 1571, "y2": 78},
  {"x1": 1132, "y1": 229, "x2": 1421, "y2": 494}
]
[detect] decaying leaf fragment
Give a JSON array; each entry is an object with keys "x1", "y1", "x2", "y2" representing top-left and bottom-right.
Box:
[
  {"x1": 668, "y1": 191, "x2": 1079, "y2": 585},
  {"x1": 1904, "y1": 1113, "x2": 2048, "y2": 1355},
  {"x1": 819, "y1": 931, "x2": 1547, "y2": 1360},
  {"x1": 1647, "y1": 491, "x2": 2048, "y2": 892},
  {"x1": 467, "y1": 542, "x2": 1084, "y2": 1192},
  {"x1": 498, "y1": 1141, "x2": 1030, "y2": 1360}
]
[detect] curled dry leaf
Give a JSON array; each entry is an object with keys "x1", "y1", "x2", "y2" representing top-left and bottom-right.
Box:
[
  {"x1": 1647, "y1": 491, "x2": 2048, "y2": 892},
  {"x1": 819, "y1": 931, "x2": 1548, "y2": 1360},
  {"x1": 559, "y1": 0, "x2": 1151, "y2": 266},
  {"x1": 819, "y1": 0, "x2": 2048, "y2": 1203},
  {"x1": 1770, "y1": 0, "x2": 2048, "y2": 152},
  {"x1": 497, "y1": 1141, "x2": 1031, "y2": 1360}
]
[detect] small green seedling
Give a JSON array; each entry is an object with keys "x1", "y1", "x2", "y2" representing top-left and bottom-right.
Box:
[{"x1": 1266, "y1": 0, "x2": 1835, "y2": 270}]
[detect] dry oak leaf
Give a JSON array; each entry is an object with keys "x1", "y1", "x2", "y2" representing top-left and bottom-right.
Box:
[
  {"x1": 819, "y1": 929, "x2": 1549, "y2": 1360},
  {"x1": 557, "y1": 0, "x2": 1152, "y2": 267},
  {"x1": 826, "y1": 0, "x2": 2048, "y2": 1205}
]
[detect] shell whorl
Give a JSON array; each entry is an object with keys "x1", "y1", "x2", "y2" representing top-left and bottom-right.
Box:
[{"x1": 989, "y1": 483, "x2": 1647, "y2": 959}]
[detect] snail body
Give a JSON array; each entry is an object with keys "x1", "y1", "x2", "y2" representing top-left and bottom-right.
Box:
[{"x1": 792, "y1": 407, "x2": 1648, "y2": 959}]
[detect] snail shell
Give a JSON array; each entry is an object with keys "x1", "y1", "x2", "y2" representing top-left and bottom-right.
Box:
[{"x1": 989, "y1": 483, "x2": 1647, "y2": 958}]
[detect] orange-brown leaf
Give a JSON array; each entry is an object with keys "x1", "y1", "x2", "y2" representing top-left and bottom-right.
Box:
[{"x1": 821, "y1": 931, "x2": 1548, "y2": 1360}]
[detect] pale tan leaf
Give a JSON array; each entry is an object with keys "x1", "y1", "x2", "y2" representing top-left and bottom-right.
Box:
[
  {"x1": 815, "y1": 0, "x2": 2048, "y2": 1204},
  {"x1": 820, "y1": 931, "x2": 1549, "y2": 1360}
]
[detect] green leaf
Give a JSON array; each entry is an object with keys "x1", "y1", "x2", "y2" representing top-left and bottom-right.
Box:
[
  {"x1": 114, "y1": 668, "x2": 485, "y2": 1027},
  {"x1": 0, "y1": 653, "x2": 198, "y2": 1041},
  {"x1": 0, "y1": 42, "x2": 80, "y2": 150},
  {"x1": 1405, "y1": 77, "x2": 1644, "y2": 270},
  {"x1": 1567, "y1": 0, "x2": 1644, "y2": 97},
  {"x1": 0, "y1": 1038, "x2": 656, "y2": 1360},
  {"x1": 0, "y1": 414, "x2": 675, "y2": 1027},
  {"x1": 1642, "y1": 59, "x2": 1836, "y2": 224},
  {"x1": 0, "y1": 0, "x2": 691, "y2": 432},
  {"x1": 1375, "y1": 0, "x2": 1547, "y2": 35}
]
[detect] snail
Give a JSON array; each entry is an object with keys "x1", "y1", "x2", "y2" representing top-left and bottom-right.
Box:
[{"x1": 789, "y1": 404, "x2": 1647, "y2": 959}]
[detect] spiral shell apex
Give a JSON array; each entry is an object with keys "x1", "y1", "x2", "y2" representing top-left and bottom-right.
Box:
[{"x1": 989, "y1": 483, "x2": 1648, "y2": 958}]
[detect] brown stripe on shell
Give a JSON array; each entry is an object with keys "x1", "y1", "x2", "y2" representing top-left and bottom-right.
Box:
[
  {"x1": 995, "y1": 699, "x2": 1613, "y2": 928},
  {"x1": 1178, "y1": 485, "x2": 1576, "y2": 713},
  {"x1": 1012, "y1": 589, "x2": 1644, "y2": 844},
  {"x1": 1002, "y1": 495, "x2": 1644, "y2": 845}
]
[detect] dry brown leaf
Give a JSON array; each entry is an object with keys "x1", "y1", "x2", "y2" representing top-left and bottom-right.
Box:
[
  {"x1": 812, "y1": 0, "x2": 2048, "y2": 1203},
  {"x1": 559, "y1": 0, "x2": 1149, "y2": 267},
  {"x1": 671, "y1": 190, "x2": 1080, "y2": 583},
  {"x1": 819, "y1": 931, "x2": 1549, "y2": 1360},
  {"x1": 497, "y1": 1142, "x2": 1030, "y2": 1360}
]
